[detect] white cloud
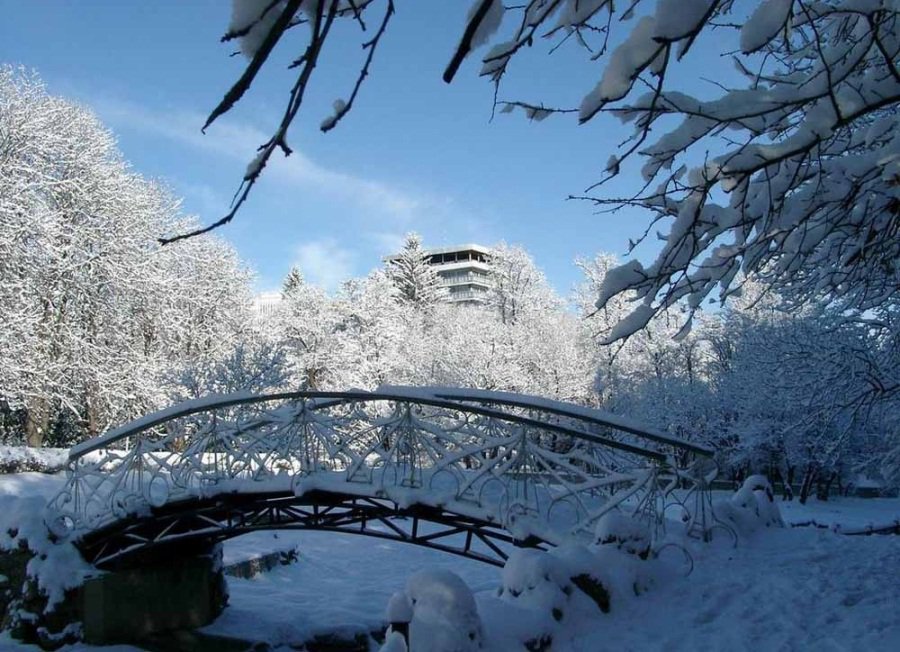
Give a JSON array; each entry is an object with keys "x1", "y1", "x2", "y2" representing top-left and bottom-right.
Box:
[
  {"x1": 294, "y1": 239, "x2": 356, "y2": 293},
  {"x1": 92, "y1": 98, "x2": 422, "y2": 223},
  {"x1": 85, "y1": 94, "x2": 496, "y2": 279}
]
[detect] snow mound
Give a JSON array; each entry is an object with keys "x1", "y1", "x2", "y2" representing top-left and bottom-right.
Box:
[
  {"x1": 404, "y1": 569, "x2": 483, "y2": 652},
  {"x1": 378, "y1": 630, "x2": 408, "y2": 652},
  {"x1": 595, "y1": 510, "x2": 652, "y2": 558},
  {"x1": 0, "y1": 488, "x2": 95, "y2": 610},
  {"x1": 498, "y1": 543, "x2": 669, "y2": 629},
  {"x1": 385, "y1": 590, "x2": 413, "y2": 624},
  {"x1": 0, "y1": 446, "x2": 68, "y2": 474},
  {"x1": 0, "y1": 473, "x2": 97, "y2": 647},
  {"x1": 717, "y1": 475, "x2": 785, "y2": 534},
  {"x1": 499, "y1": 548, "x2": 573, "y2": 624}
]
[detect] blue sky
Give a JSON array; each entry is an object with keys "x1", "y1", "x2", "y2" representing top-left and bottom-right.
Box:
[{"x1": 1, "y1": 1, "x2": 734, "y2": 295}]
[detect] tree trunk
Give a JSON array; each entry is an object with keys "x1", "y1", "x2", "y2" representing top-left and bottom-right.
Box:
[
  {"x1": 776, "y1": 465, "x2": 794, "y2": 501},
  {"x1": 817, "y1": 471, "x2": 837, "y2": 501},
  {"x1": 86, "y1": 393, "x2": 100, "y2": 439},
  {"x1": 799, "y1": 463, "x2": 818, "y2": 504},
  {"x1": 25, "y1": 399, "x2": 49, "y2": 448}
]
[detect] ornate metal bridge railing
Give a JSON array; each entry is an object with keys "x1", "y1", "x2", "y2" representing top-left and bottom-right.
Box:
[{"x1": 46, "y1": 388, "x2": 718, "y2": 567}]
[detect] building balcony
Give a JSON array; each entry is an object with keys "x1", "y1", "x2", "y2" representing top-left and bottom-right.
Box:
[
  {"x1": 437, "y1": 270, "x2": 492, "y2": 287},
  {"x1": 447, "y1": 285, "x2": 490, "y2": 302}
]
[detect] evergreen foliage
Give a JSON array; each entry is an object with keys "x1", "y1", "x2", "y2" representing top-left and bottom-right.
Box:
[{"x1": 386, "y1": 233, "x2": 446, "y2": 310}]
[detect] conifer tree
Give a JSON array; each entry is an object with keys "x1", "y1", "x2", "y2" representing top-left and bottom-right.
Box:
[
  {"x1": 386, "y1": 233, "x2": 446, "y2": 310},
  {"x1": 282, "y1": 266, "x2": 305, "y2": 297}
]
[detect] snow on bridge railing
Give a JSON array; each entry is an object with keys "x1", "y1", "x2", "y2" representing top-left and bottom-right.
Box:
[
  {"x1": 49, "y1": 388, "x2": 719, "y2": 552},
  {"x1": 379, "y1": 386, "x2": 716, "y2": 458}
]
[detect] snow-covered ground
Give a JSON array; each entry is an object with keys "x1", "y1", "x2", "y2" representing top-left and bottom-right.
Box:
[
  {"x1": 209, "y1": 509, "x2": 900, "y2": 651},
  {"x1": 210, "y1": 530, "x2": 500, "y2": 645},
  {"x1": 779, "y1": 494, "x2": 900, "y2": 529},
  {"x1": 562, "y1": 526, "x2": 900, "y2": 651},
  {"x1": 1, "y1": 472, "x2": 899, "y2": 651}
]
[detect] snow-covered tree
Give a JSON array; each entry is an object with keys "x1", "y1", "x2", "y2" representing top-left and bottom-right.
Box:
[
  {"x1": 170, "y1": 337, "x2": 290, "y2": 401},
  {"x1": 569, "y1": 1, "x2": 900, "y2": 338},
  {"x1": 386, "y1": 232, "x2": 446, "y2": 310},
  {"x1": 574, "y1": 253, "x2": 635, "y2": 406},
  {"x1": 333, "y1": 270, "x2": 409, "y2": 389},
  {"x1": 488, "y1": 242, "x2": 561, "y2": 325},
  {"x1": 282, "y1": 265, "x2": 306, "y2": 296},
  {"x1": 463, "y1": 0, "x2": 899, "y2": 340},
  {"x1": 405, "y1": 304, "x2": 519, "y2": 390},
  {"x1": 681, "y1": 278, "x2": 899, "y2": 496},
  {"x1": 0, "y1": 67, "x2": 254, "y2": 445},
  {"x1": 509, "y1": 309, "x2": 592, "y2": 402},
  {"x1": 277, "y1": 267, "x2": 344, "y2": 390}
]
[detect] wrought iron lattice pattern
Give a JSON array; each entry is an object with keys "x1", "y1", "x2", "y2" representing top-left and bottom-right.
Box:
[{"x1": 46, "y1": 389, "x2": 719, "y2": 567}]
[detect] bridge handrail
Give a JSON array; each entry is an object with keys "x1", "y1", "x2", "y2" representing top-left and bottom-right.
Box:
[
  {"x1": 381, "y1": 386, "x2": 715, "y2": 457},
  {"x1": 55, "y1": 387, "x2": 726, "y2": 566},
  {"x1": 69, "y1": 389, "x2": 680, "y2": 463}
]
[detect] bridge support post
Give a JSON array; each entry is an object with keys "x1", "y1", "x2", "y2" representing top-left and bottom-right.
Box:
[{"x1": 81, "y1": 542, "x2": 227, "y2": 645}]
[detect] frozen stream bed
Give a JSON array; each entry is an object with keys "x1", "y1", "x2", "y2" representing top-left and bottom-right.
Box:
[{"x1": 210, "y1": 529, "x2": 501, "y2": 645}]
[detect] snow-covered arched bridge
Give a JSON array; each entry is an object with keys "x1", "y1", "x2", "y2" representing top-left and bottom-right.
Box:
[{"x1": 46, "y1": 387, "x2": 717, "y2": 569}]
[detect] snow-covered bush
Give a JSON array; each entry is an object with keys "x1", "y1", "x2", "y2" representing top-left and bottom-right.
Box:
[
  {"x1": 717, "y1": 475, "x2": 785, "y2": 535},
  {"x1": 499, "y1": 548, "x2": 577, "y2": 625},
  {"x1": 378, "y1": 630, "x2": 408, "y2": 652},
  {"x1": 594, "y1": 510, "x2": 652, "y2": 559},
  {"x1": 0, "y1": 490, "x2": 95, "y2": 648},
  {"x1": 498, "y1": 542, "x2": 667, "y2": 631},
  {"x1": 0, "y1": 447, "x2": 68, "y2": 475},
  {"x1": 403, "y1": 569, "x2": 483, "y2": 652}
]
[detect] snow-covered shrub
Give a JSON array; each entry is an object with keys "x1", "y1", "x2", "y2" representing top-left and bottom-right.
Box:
[
  {"x1": 378, "y1": 630, "x2": 408, "y2": 652},
  {"x1": 0, "y1": 447, "x2": 68, "y2": 475},
  {"x1": 403, "y1": 569, "x2": 483, "y2": 652},
  {"x1": 499, "y1": 548, "x2": 576, "y2": 625},
  {"x1": 499, "y1": 543, "x2": 663, "y2": 628},
  {"x1": 594, "y1": 510, "x2": 651, "y2": 559},
  {"x1": 717, "y1": 475, "x2": 785, "y2": 535},
  {"x1": 0, "y1": 491, "x2": 95, "y2": 648},
  {"x1": 498, "y1": 540, "x2": 678, "y2": 638}
]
